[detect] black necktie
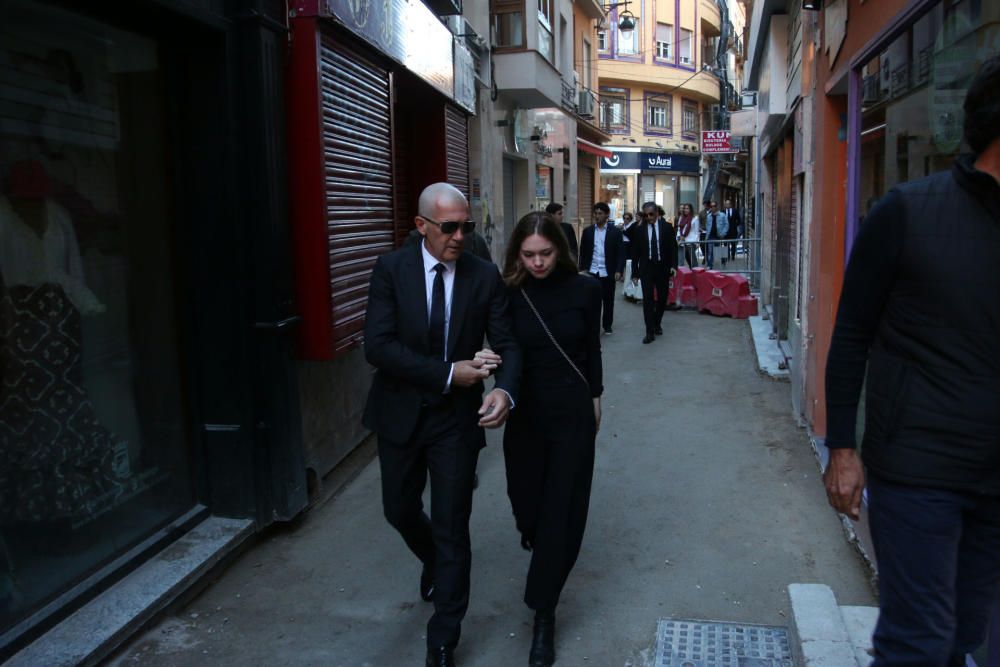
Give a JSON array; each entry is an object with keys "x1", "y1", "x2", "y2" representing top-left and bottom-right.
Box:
[
  {"x1": 429, "y1": 264, "x2": 445, "y2": 359},
  {"x1": 650, "y1": 223, "x2": 659, "y2": 262}
]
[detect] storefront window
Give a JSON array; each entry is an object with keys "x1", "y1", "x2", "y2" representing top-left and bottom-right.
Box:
[
  {"x1": 600, "y1": 174, "x2": 633, "y2": 222},
  {"x1": 1, "y1": 0, "x2": 193, "y2": 636},
  {"x1": 857, "y1": 0, "x2": 998, "y2": 218}
]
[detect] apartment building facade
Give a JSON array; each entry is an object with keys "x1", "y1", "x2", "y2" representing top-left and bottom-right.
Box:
[{"x1": 596, "y1": 0, "x2": 743, "y2": 220}]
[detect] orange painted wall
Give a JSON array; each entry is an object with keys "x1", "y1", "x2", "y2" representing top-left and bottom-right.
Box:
[{"x1": 807, "y1": 0, "x2": 910, "y2": 435}]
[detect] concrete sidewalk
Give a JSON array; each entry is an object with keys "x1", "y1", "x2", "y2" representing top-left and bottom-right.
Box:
[{"x1": 107, "y1": 287, "x2": 875, "y2": 667}]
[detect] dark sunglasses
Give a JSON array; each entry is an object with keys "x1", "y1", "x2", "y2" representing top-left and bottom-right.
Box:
[{"x1": 420, "y1": 216, "x2": 475, "y2": 235}]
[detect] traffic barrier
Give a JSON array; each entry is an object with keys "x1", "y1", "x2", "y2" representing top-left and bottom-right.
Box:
[
  {"x1": 669, "y1": 266, "x2": 698, "y2": 308},
  {"x1": 695, "y1": 271, "x2": 758, "y2": 318}
]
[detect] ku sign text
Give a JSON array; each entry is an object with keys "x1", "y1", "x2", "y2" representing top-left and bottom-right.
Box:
[{"x1": 702, "y1": 130, "x2": 735, "y2": 154}]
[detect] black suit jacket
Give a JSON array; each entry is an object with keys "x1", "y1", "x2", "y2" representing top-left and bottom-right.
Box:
[
  {"x1": 363, "y1": 243, "x2": 521, "y2": 444},
  {"x1": 725, "y1": 207, "x2": 742, "y2": 238},
  {"x1": 629, "y1": 220, "x2": 678, "y2": 277},
  {"x1": 560, "y1": 222, "x2": 579, "y2": 262},
  {"x1": 578, "y1": 224, "x2": 626, "y2": 275}
]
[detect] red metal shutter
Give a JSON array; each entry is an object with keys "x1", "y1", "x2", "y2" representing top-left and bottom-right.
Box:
[
  {"x1": 319, "y1": 34, "x2": 394, "y2": 353},
  {"x1": 444, "y1": 104, "x2": 470, "y2": 198},
  {"x1": 578, "y1": 164, "x2": 595, "y2": 219}
]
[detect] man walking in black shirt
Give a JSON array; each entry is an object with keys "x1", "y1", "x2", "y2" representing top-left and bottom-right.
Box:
[{"x1": 823, "y1": 56, "x2": 1000, "y2": 667}]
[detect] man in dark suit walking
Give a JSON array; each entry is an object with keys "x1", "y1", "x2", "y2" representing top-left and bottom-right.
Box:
[
  {"x1": 630, "y1": 201, "x2": 678, "y2": 344},
  {"x1": 363, "y1": 183, "x2": 522, "y2": 667},
  {"x1": 578, "y1": 202, "x2": 626, "y2": 334},
  {"x1": 545, "y1": 202, "x2": 578, "y2": 263},
  {"x1": 723, "y1": 198, "x2": 742, "y2": 265}
]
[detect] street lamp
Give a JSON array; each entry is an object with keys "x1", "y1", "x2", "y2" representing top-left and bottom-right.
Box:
[{"x1": 603, "y1": 1, "x2": 636, "y2": 33}]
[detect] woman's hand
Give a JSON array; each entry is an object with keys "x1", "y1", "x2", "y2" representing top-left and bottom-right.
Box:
[
  {"x1": 473, "y1": 348, "x2": 502, "y2": 373},
  {"x1": 593, "y1": 397, "x2": 602, "y2": 433}
]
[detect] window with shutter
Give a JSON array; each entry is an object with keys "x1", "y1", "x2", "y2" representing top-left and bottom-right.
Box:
[{"x1": 319, "y1": 34, "x2": 394, "y2": 354}]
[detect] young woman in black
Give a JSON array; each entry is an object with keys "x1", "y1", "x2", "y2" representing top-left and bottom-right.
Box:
[{"x1": 478, "y1": 211, "x2": 603, "y2": 666}]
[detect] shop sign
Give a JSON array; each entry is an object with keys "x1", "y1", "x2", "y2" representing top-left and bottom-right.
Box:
[
  {"x1": 702, "y1": 130, "x2": 735, "y2": 154},
  {"x1": 324, "y1": 0, "x2": 454, "y2": 100},
  {"x1": 453, "y1": 41, "x2": 476, "y2": 114},
  {"x1": 601, "y1": 150, "x2": 700, "y2": 173},
  {"x1": 641, "y1": 152, "x2": 701, "y2": 173},
  {"x1": 601, "y1": 150, "x2": 641, "y2": 171}
]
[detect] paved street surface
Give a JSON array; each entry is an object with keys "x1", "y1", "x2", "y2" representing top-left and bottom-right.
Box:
[{"x1": 108, "y1": 287, "x2": 875, "y2": 667}]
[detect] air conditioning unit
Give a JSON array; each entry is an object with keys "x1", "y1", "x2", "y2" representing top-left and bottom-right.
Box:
[
  {"x1": 578, "y1": 90, "x2": 595, "y2": 118},
  {"x1": 446, "y1": 15, "x2": 486, "y2": 52}
]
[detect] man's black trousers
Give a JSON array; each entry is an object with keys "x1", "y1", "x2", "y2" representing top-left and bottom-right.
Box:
[
  {"x1": 377, "y1": 402, "x2": 480, "y2": 649},
  {"x1": 589, "y1": 273, "x2": 616, "y2": 331},
  {"x1": 639, "y1": 262, "x2": 669, "y2": 335},
  {"x1": 867, "y1": 474, "x2": 1000, "y2": 666}
]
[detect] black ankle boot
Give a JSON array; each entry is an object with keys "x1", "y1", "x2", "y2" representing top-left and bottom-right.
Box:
[{"x1": 529, "y1": 609, "x2": 555, "y2": 666}]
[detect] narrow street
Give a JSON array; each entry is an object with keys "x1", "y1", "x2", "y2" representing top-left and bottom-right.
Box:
[{"x1": 109, "y1": 290, "x2": 875, "y2": 667}]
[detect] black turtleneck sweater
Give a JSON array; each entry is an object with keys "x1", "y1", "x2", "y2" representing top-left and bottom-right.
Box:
[{"x1": 508, "y1": 268, "x2": 603, "y2": 398}]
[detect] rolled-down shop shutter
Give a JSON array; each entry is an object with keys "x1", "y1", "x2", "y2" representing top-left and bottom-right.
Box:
[
  {"x1": 444, "y1": 104, "x2": 470, "y2": 199},
  {"x1": 578, "y1": 164, "x2": 595, "y2": 219},
  {"x1": 319, "y1": 34, "x2": 394, "y2": 352}
]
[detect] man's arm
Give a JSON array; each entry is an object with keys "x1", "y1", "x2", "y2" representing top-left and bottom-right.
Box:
[
  {"x1": 363, "y1": 256, "x2": 451, "y2": 393},
  {"x1": 823, "y1": 189, "x2": 904, "y2": 519}
]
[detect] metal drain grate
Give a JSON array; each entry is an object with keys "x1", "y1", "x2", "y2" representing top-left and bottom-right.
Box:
[{"x1": 654, "y1": 618, "x2": 794, "y2": 667}]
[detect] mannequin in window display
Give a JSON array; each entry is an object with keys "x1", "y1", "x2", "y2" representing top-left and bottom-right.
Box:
[{"x1": 0, "y1": 159, "x2": 127, "y2": 536}]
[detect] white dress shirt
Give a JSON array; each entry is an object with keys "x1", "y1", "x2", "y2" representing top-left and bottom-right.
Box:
[
  {"x1": 589, "y1": 224, "x2": 608, "y2": 277},
  {"x1": 646, "y1": 222, "x2": 661, "y2": 260},
  {"x1": 422, "y1": 241, "x2": 456, "y2": 390}
]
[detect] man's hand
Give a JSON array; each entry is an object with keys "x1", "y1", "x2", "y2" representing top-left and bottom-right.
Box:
[
  {"x1": 614, "y1": 272, "x2": 622, "y2": 281},
  {"x1": 473, "y1": 348, "x2": 502, "y2": 374},
  {"x1": 452, "y1": 359, "x2": 491, "y2": 387},
  {"x1": 593, "y1": 397, "x2": 601, "y2": 433},
  {"x1": 478, "y1": 388, "x2": 510, "y2": 428},
  {"x1": 823, "y1": 448, "x2": 865, "y2": 521}
]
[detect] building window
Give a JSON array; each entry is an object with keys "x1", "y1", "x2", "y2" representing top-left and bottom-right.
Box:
[
  {"x1": 680, "y1": 28, "x2": 693, "y2": 65},
  {"x1": 655, "y1": 23, "x2": 673, "y2": 60},
  {"x1": 581, "y1": 38, "x2": 592, "y2": 89},
  {"x1": 646, "y1": 95, "x2": 671, "y2": 133},
  {"x1": 600, "y1": 87, "x2": 628, "y2": 134},
  {"x1": 597, "y1": 29, "x2": 608, "y2": 52},
  {"x1": 492, "y1": 0, "x2": 525, "y2": 49},
  {"x1": 538, "y1": 0, "x2": 553, "y2": 61},
  {"x1": 682, "y1": 100, "x2": 699, "y2": 138},
  {"x1": 702, "y1": 35, "x2": 718, "y2": 68}
]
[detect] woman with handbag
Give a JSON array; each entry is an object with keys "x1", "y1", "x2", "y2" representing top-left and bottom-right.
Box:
[{"x1": 478, "y1": 211, "x2": 603, "y2": 667}]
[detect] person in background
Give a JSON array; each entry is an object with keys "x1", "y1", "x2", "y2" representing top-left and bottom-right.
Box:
[
  {"x1": 544, "y1": 202, "x2": 578, "y2": 263},
  {"x1": 676, "y1": 203, "x2": 699, "y2": 269},
  {"x1": 697, "y1": 199, "x2": 711, "y2": 266},
  {"x1": 578, "y1": 202, "x2": 626, "y2": 335},
  {"x1": 491, "y1": 211, "x2": 602, "y2": 667},
  {"x1": 703, "y1": 201, "x2": 728, "y2": 270},
  {"x1": 629, "y1": 201, "x2": 677, "y2": 344},
  {"x1": 723, "y1": 198, "x2": 740, "y2": 266},
  {"x1": 823, "y1": 55, "x2": 1000, "y2": 667}
]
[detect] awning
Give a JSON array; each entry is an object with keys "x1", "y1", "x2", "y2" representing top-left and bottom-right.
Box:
[{"x1": 577, "y1": 138, "x2": 613, "y2": 158}]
